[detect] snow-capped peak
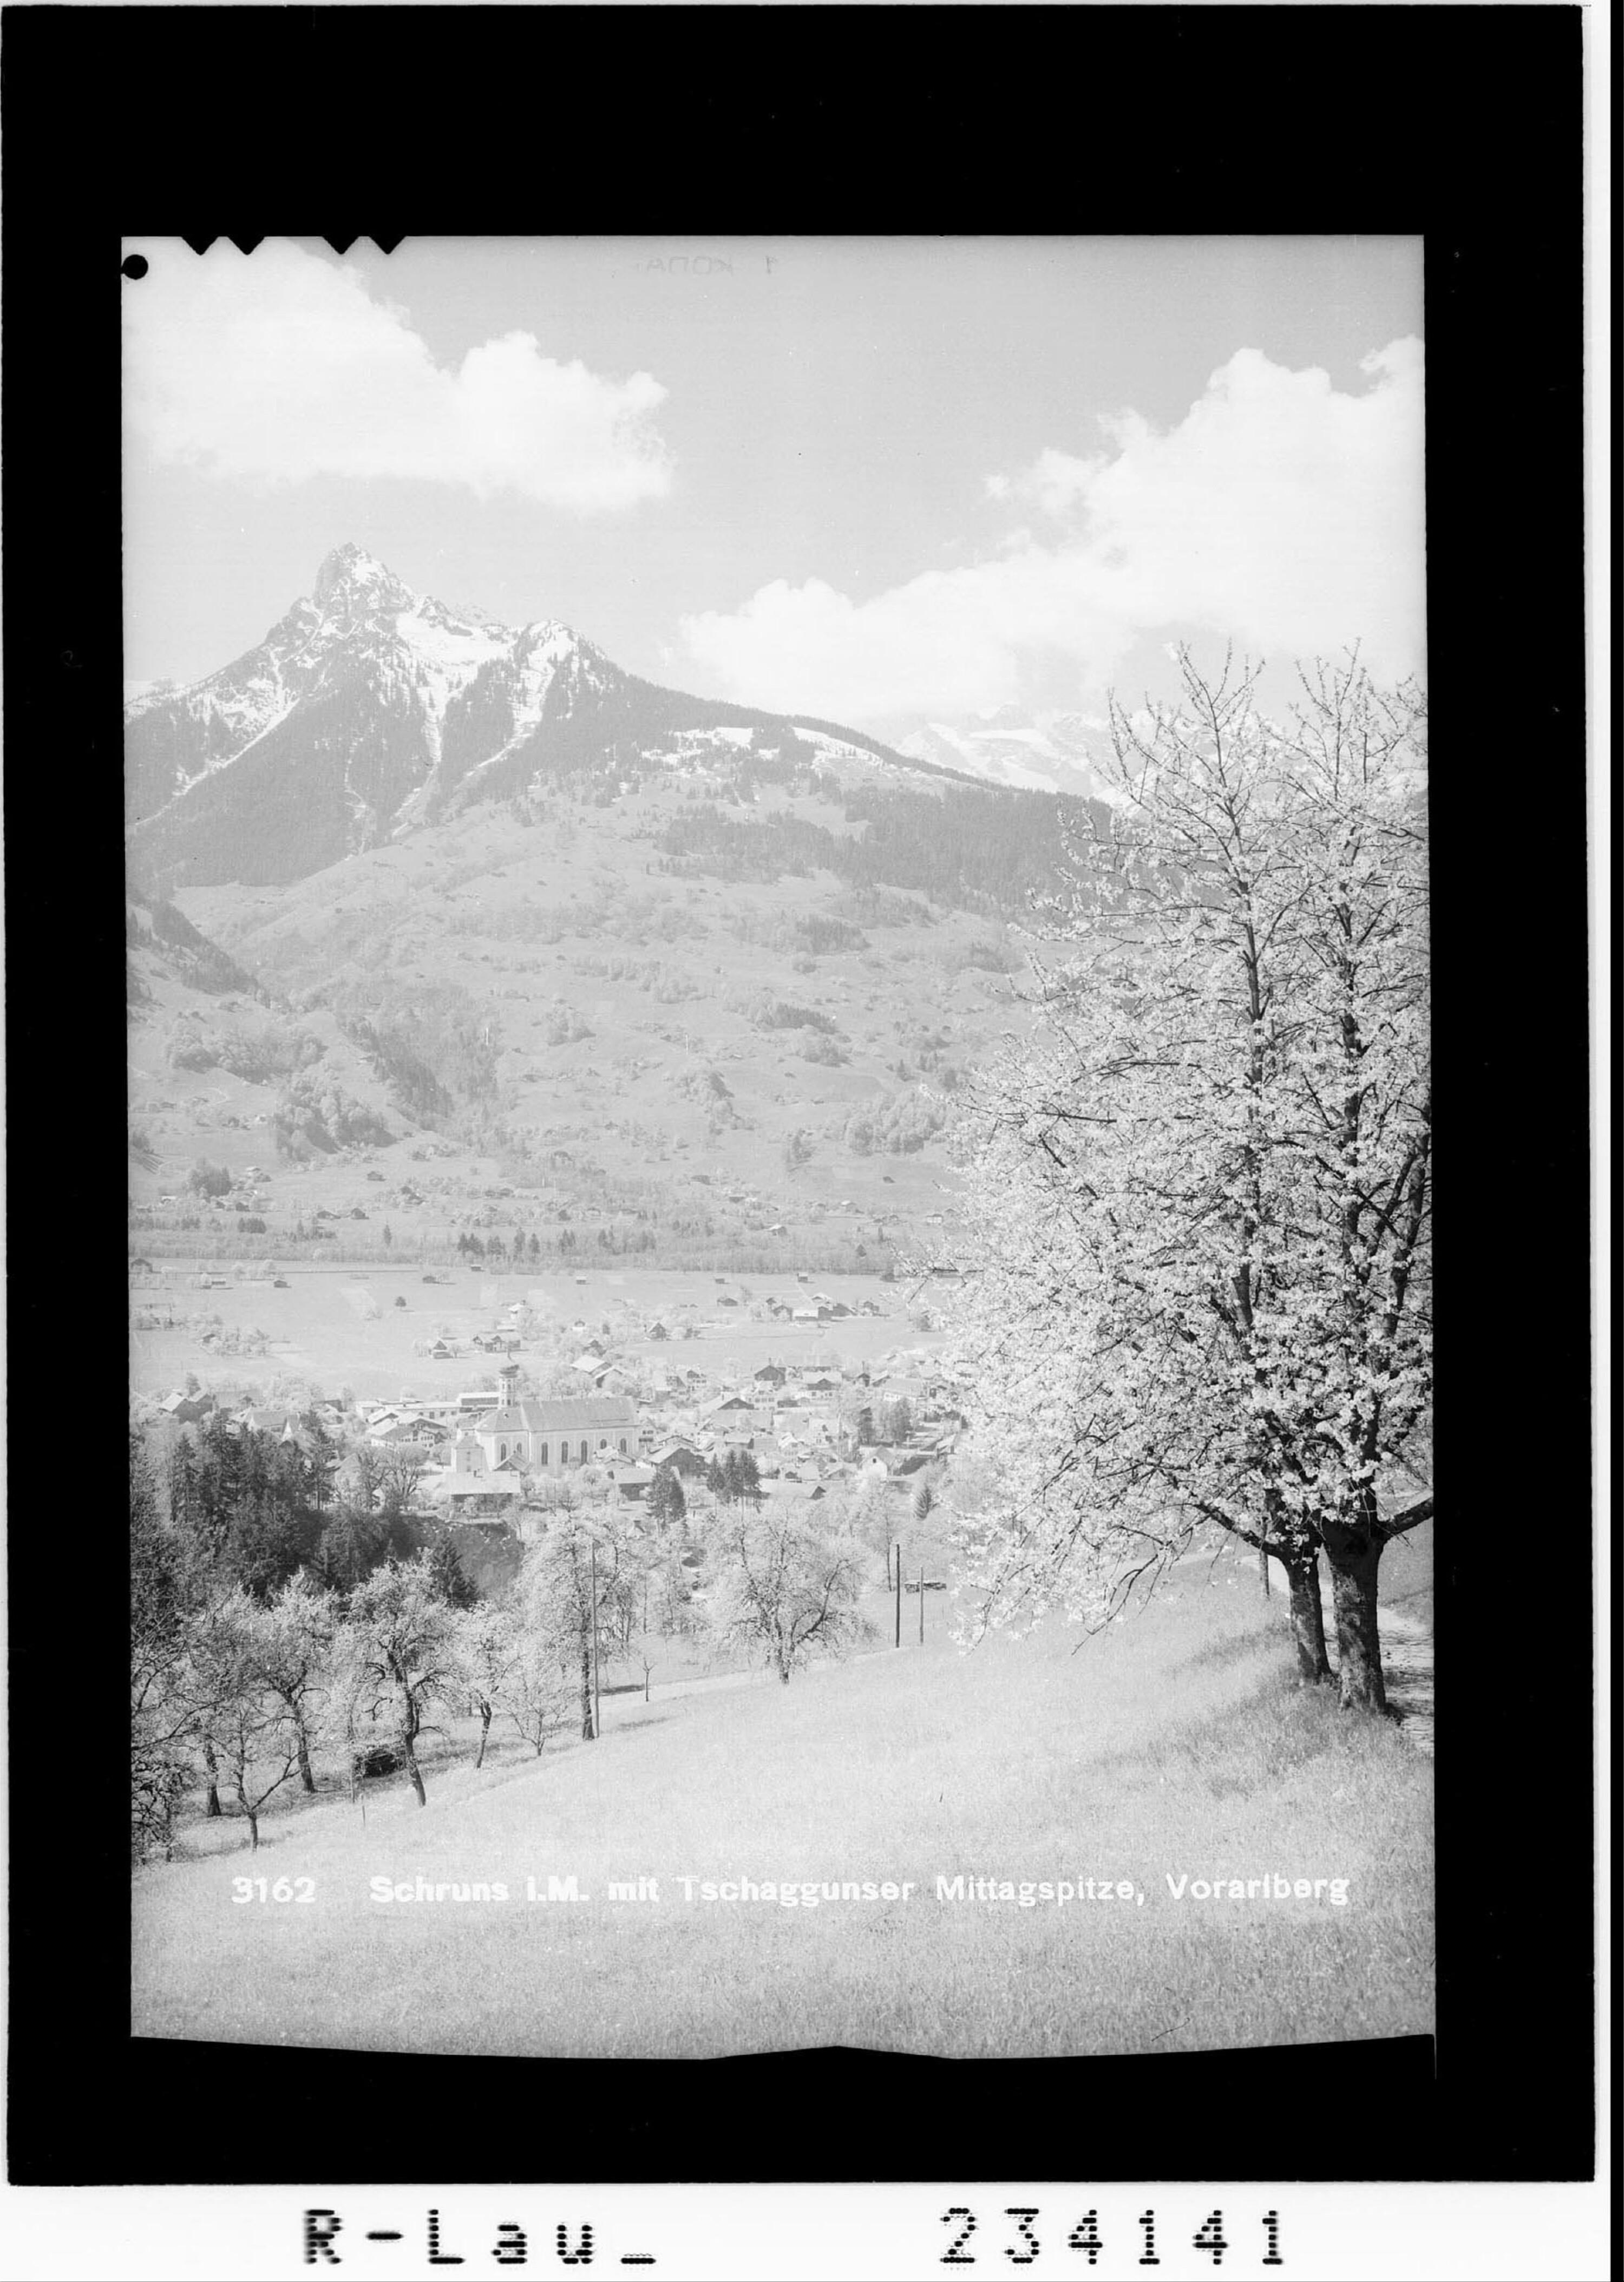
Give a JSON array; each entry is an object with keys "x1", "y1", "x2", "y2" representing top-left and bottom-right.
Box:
[{"x1": 312, "y1": 541, "x2": 414, "y2": 614}]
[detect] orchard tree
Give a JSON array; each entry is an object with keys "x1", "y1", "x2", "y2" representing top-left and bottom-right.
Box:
[
  {"x1": 186, "y1": 1590, "x2": 305, "y2": 1848},
  {"x1": 449, "y1": 1598, "x2": 519, "y2": 1769},
  {"x1": 700, "y1": 1504, "x2": 874, "y2": 1683},
  {"x1": 257, "y1": 1571, "x2": 337, "y2": 1793},
  {"x1": 338, "y1": 1555, "x2": 460, "y2": 1805},
  {"x1": 378, "y1": 1443, "x2": 435, "y2": 1517},
  {"x1": 507, "y1": 1531, "x2": 599, "y2": 1747},
  {"x1": 518, "y1": 1512, "x2": 607, "y2": 1741},
  {"x1": 132, "y1": 1433, "x2": 207, "y2": 1858},
  {"x1": 496, "y1": 1579, "x2": 575, "y2": 1757},
  {"x1": 945, "y1": 650, "x2": 1431, "y2": 1711}
]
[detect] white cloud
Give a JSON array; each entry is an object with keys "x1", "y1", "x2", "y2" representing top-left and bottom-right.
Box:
[
  {"x1": 681, "y1": 340, "x2": 1425, "y2": 721},
  {"x1": 123, "y1": 239, "x2": 671, "y2": 510}
]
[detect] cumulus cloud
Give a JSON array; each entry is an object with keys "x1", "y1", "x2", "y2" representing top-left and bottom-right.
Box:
[
  {"x1": 681, "y1": 340, "x2": 1425, "y2": 721},
  {"x1": 123, "y1": 238, "x2": 671, "y2": 509}
]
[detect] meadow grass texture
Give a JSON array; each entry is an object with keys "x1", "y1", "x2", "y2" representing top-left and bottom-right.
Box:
[{"x1": 132, "y1": 1560, "x2": 1433, "y2": 2059}]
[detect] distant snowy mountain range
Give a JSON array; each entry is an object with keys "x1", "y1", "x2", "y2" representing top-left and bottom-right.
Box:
[
  {"x1": 894, "y1": 707, "x2": 1117, "y2": 802},
  {"x1": 126, "y1": 544, "x2": 997, "y2": 893}
]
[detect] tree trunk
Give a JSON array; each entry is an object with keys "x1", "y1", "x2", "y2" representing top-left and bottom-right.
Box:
[
  {"x1": 1324, "y1": 1525, "x2": 1387, "y2": 1713},
  {"x1": 1280, "y1": 1551, "x2": 1332, "y2": 1683},
  {"x1": 474, "y1": 1704, "x2": 492, "y2": 1770},
  {"x1": 296, "y1": 1723, "x2": 315, "y2": 1793},
  {"x1": 236, "y1": 1779, "x2": 259, "y2": 1851},
  {"x1": 203, "y1": 1736, "x2": 223, "y2": 1817},
  {"x1": 580, "y1": 1629, "x2": 595, "y2": 1740},
  {"x1": 401, "y1": 1707, "x2": 427, "y2": 1806}
]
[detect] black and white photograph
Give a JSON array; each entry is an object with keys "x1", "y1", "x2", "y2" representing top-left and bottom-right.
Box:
[
  {"x1": 0, "y1": 0, "x2": 1603, "y2": 2270},
  {"x1": 122, "y1": 233, "x2": 1442, "y2": 2066}
]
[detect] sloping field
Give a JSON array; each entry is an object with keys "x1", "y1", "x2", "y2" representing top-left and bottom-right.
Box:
[{"x1": 132, "y1": 1562, "x2": 1433, "y2": 2060}]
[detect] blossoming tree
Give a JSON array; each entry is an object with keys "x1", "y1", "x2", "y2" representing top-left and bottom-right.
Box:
[{"x1": 946, "y1": 648, "x2": 1432, "y2": 1711}]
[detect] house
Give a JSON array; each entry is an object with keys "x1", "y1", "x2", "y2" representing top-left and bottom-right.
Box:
[
  {"x1": 235, "y1": 1405, "x2": 296, "y2": 1436},
  {"x1": 773, "y1": 1478, "x2": 827, "y2": 1506},
  {"x1": 702, "y1": 1391, "x2": 754, "y2": 1418},
  {"x1": 754, "y1": 1362, "x2": 787, "y2": 1386},
  {"x1": 446, "y1": 1429, "x2": 485, "y2": 1474},
  {"x1": 438, "y1": 1471, "x2": 521, "y2": 1519},
  {"x1": 647, "y1": 1439, "x2": 706, "y2": 1478},
  {"x1": 646, "y1": 1319, "x2": 671, "y2": 1340},
  {"x1": 161, "y1": 1391, "x2": 216, "y2": 1424}
]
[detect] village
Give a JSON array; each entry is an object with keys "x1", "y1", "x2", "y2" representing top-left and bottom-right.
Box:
[{"x1": 132, "y1": 1263, "x2": 967, "y2": 1561}]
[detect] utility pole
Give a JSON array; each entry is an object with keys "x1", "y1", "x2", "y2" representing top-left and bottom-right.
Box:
[
  {"x1": 918, "y1": 1566, "x2": 925, "y2": 1644},
  {"x1": 894, "y1": 1545, "x2": 902, "y2": 1648},
  {"x1": 590, "y1": 1541, "x2": 602, "y2": 1741}
]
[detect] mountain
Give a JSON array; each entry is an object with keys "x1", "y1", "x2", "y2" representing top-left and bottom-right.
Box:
[
  {"x1": 895, "y1": 709, "x2": 1118, "y2": 802},
  {"x1": 127, "y1": 549, "x2": 1114, "y2": 1269},
  {"x1": 126, "y1": 545, "x2": 980, "y2": 894}
]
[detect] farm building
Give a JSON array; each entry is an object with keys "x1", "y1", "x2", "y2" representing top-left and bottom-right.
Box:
[
  {"x1": 648, "y1": 1441, "x2": 706, "y2": 1478},
  {"x1": 436, "y1": 1472, "x2": 522, "y2": 1519},
  {"x1": 161, "y1": 1391, "x2": 217, "y2": 1424}
]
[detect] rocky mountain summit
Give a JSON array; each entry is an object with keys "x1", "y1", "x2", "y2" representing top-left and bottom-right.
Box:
[{"x1": 126, "y1": 546, "x2": 960, "y2": 891}]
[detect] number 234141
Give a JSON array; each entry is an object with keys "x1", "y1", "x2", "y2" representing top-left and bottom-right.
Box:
[{"x1": 942, "y1": 2207, "x2": 1285, "y2": 2267}]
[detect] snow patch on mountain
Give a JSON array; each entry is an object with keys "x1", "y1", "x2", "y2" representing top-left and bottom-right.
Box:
[{"x1": 895, "y1": 712, "x2": 1118, "y2": 803}]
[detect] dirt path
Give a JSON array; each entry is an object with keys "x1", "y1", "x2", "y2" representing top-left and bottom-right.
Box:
[{"x1": 1319, "y1": 1577, "x2": 1434, "y2": 1755}]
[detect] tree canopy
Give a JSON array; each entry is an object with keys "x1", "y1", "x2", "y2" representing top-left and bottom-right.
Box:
[{"x1": 945, "y1": 650, "x2": 1431, "y2": 1709}]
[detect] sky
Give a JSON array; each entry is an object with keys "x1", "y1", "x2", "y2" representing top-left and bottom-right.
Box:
[{"x1": 122, "y1": 234, "x2": 1425, "y2": 735}]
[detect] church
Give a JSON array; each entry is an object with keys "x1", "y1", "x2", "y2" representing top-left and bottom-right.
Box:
[{"x1": 472, "y1": 1365, "x2": 643, "y2": 1477}]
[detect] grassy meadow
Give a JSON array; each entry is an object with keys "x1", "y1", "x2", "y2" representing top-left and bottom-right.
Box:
[
  {"x1": 132, "y1": 1554, "x2": 1433, "y2": 2060},
  {"x1": 129, "y1": 1260, "x2": 939, "y2": 1402}
]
